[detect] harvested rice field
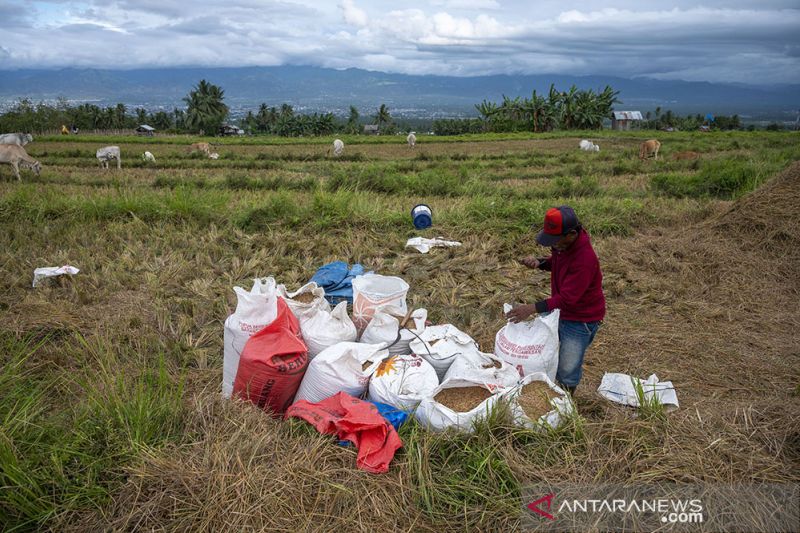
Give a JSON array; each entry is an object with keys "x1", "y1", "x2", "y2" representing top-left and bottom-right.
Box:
[{"x1": 1, "y1": 130, "x2": 798, "y2": 531}]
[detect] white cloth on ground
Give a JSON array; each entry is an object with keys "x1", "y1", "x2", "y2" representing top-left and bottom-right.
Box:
[
  {"x1": 405, "y1": 237, "x2": 462, "y2": 254},
  {"x1": 597, "y1": 373, "x2": 679, "y2": 409}
]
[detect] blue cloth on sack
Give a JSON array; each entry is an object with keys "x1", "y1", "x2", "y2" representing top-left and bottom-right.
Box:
[
  {"x1": 310, "y1": 261, "x2": 369, "y2": 306},
  {"x1": 370, "y1": 401, "x2": 409, "y2": 431}
]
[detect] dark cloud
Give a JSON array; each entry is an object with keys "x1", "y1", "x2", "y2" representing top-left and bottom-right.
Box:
[{"x1": 0, "y1": 1, "x2": 797, "y2": 84}]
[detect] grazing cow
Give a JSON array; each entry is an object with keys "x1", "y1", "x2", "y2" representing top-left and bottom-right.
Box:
[
  {"x1": 407, "y1": 132, "x2": 417, "y2": 147},
  {"x1": 672, "y1": 151, "x2": 700, "y2": 161},
  {"x1": 332, "y1": 139, "x2": 344, "y2": 157},
  {"x1": 142, "y1": 151, "x2": 156, "y2": 163},
  {"x1": 96, "y1": 146, "x2": 122, "y2": 170},
  {"x1": 0, "y1": 144, "x2": 41, "y2": 181},
  {"x1": 639, "y1": 139, "x2": 661, "y2": 160},
  {"x1": 187, "y1": 142, "x2": 212, "y2": 156},
  {"x1": 0, "y1": 133, "x2": 33, "y2": 146},
  {"x1": 579, "y1": 139, "x2": 600, "y2": 152}
]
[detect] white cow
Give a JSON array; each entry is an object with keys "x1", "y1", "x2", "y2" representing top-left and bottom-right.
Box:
[
  {"x1": 142, "y1": 151, "x2": 156, "y2": 163},
  {"x1": 332, "y1": 139, "x2": 344, "y2": 157},
  {"x1": 0, "y1": 144, "x2": 41, "y2": 181},
  {"x1": 96, "y1": 146, "x2": 121, "y2": 170},
  {"x1": 407, "y1": 132, "x2": 417, "y2": 147},
  {"x1": 0, "y1": 133, "x2": 33, "y2": 146},
  {"x1": 579, "y1": 139, "x2": 600, "y2": 152}
]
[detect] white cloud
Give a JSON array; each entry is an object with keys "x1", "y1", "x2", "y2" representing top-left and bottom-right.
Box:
[
  {"x1": 432, "y1": 0, "x2": 500, "y2": 9},
  {"x1": 340, "y1": 0, "x2": 368, "y2": 27},
  {"x1": 0, "y1": 1, "x2": 797, "y2": 84}
]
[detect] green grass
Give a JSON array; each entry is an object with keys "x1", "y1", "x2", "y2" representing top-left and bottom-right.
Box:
[{"x1": 0, "y1": 334, "x2": 185, "y2": 531}]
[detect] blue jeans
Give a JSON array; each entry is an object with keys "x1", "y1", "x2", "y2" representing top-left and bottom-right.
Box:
[{"x1": 556, "y1": 319, "x2": 601, "y2": 389}]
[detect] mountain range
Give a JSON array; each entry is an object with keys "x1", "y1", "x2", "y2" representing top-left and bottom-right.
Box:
[{"x1": 1, "y1": 65, "x2": 797, "y2": 121}]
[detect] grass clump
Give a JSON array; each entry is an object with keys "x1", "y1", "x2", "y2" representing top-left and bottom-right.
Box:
[
  {"x1": 0, "y1": 334, "x2": 185, "y2": 531},
  {"x1": 651, "y1": 158, "x2": 762, "y2": 198}
]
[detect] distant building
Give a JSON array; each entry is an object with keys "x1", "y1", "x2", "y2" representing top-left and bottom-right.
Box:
[
  {"x1": 363, "y1": 124, "x2": 380, "y2": 135},
  {"x1": 611, "y1": 111, "x2": 643, "y2": 131},
  {"x1": 219, "y1": 124, "x2": 245, "y2": 136},
  {"x1": 135, "y1": 124, "x2": 155, "y2": 136}
]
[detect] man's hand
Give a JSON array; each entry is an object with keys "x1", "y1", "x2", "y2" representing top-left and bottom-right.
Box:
[
  {"x1": 506, "y1": 304, "x2": 536, "y2": 323},
  {"x1": 519, "y1": 256, "x2": 539, "y2": 269}
]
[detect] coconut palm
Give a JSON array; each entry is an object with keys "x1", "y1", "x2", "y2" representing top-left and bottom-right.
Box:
[
  {"x1": 183, "y1": 79, "x2": 229, "y2": 135},
  {"x1": 373, "y1": 104, "x2": 392, "y2": 129},
  {"x1": 346, "y1": 105, "x2": 360, "y2": 134}
]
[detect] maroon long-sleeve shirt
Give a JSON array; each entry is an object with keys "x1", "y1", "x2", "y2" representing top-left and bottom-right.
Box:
[{"x1": 534, "y1": 228, "x2": 606, "y2": 322}]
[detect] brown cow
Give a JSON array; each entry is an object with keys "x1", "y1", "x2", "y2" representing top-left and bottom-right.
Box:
[
  {"x1": 187, "y1": 142, "x2": 212, "y2": 156},
  {"x1": 0, "y1": 144, "x2": 41, "y2": 180},
  {"x1": 639, "y1": 139, "x2": 661, "y2": 160},
  {"x1": 672, "y1": 151, "x2": 700, "y2": 160}
]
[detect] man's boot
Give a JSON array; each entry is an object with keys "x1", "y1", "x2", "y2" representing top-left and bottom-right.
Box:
[{"x1": 566, "y1": 385, "x2": 576, "y2": 396}]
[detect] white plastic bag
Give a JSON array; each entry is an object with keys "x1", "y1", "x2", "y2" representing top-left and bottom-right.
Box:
[
  {"x1": 32, "y1": 265, "x2": 80, "y2": 287},
  {"x1": 277, "y1": 282, "x2": 329, "y2": 322},
  {"x1": 508, "y1": 372, "x2": 574, "y2": 430},
  {"x1": 597, "y1": 373, "x2": 679, "y2": 409},
  {"x1": 222, "y1": 277, "x2": 278, "y2": 398},
  {"x1": 443, "y1": 349, "x2": 520, "y2": 389},
  {"x1": 494, "y1": 306, "x2": 560, "y2": 381},
  {"x1": 416, "y1": 377, "x2": 507, "y2": 432},
  {"x1": 352, "y1": 274, "x2": 409, "y2": 332},
  {"x1": 359, "y1": 305, "x2": 427, "y2": 356},
  {"x1": 409, "y1": 324, "x2": 480, "y2": 382},
  {"x1": 405, "y1": 237, "x2": 462, "y2": 254},
  {"x1": 368, "y1": 353, "x2": 439, "y2": 411},
  {"x1": 294, "y1": 342, "x2": 387, "y2": 404},
  {"x1": 301, "y1": 301, "x2": 358, "y2": 358}
]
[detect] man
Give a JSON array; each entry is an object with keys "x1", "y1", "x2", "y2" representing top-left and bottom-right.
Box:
[{"x1": 506, "y1": 205, "x2": 605, "y2": 395}]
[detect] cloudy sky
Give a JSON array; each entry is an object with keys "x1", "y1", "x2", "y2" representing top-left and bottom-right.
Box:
[{"x1": 1, "y1": 0, "x2": 799, "y2": 84}]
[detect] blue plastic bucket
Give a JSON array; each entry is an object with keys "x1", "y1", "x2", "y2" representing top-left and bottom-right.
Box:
[{"x1": 411, "y1": 204, "x2": 432, "y2": 229}]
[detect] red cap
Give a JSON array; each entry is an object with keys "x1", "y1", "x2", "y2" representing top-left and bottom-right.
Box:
[{"x1": 535, "y1": 206, "x2": 580, "y2": 246}]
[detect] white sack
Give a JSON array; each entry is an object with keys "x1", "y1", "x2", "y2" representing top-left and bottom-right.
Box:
[
  {"x1": 410, "y1": 324, "x2": 481, "y2": 382},
  {"x1": 352, "y1": 273, "x2": 409, "y2": 332},
  {"x1": 443, "y1": 349, "x2": 520, "y2": 388},
  {"x1": 494, "y1": 306, "x2": 560, "y2": 382},
  {"x1": 277, "y1": 281, "x2": 330, "y2": 322},
  {"x1": 222, "y1": 277, "x2": 278, "y2": 398},
  {"x1": 508, "y1": 372, "x2": 574, "y2": 430},
  {"x1": 32, "y1": 265, "x2": 80, "y2": 287},
  {"x1": 359, "y1": 305, "x2": 427, "y2": 356},
  {"x1": 368, "y1": 353, "x2": 439, "y2": 411},
  {"x1": 597, "y1": 373, "x2": 679, "y2": 409},
  {"x1": 415, "y1": 377, "x2": 508, "y2": 432},
  {"x1": 301, "y1": 301, "x2": 358, "y2": 358},
  {"x1": 294, "y1": 342, "x2": 387, "y2": 404}
]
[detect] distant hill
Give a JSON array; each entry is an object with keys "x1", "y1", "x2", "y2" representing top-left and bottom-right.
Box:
[{"x1": 0, "y1": 65, "x2": 797, "y2": 121}]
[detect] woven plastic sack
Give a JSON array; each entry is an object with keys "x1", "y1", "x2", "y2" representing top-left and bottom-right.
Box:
[
  {"x1": 352, "y1": 274, "x2": 409, "y2": 333},
  {"x1": 222, "y1": 277, "x2": 278, "y2": 398}
]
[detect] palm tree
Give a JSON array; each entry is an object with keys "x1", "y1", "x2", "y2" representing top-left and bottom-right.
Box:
[
  {"x1": 113, "y1": 103, "x2": 127, "y2": 129},
  {"x1": 373, "y1": 104, "x2": 392, "y2": 130},
  {"x1": 183, "y1": 79, "x2": 229, "y2": 135},
  {"x1": 346, "y1": 105, "x2": 360, "y2": 134}
]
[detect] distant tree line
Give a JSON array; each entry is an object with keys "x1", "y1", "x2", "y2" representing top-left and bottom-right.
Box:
[
  {"x1": 638, "y1": 107, "x2": 743, "y2": 131},
  {"x1": 0, "y1": 79, "x2": 407, "y2": 137},
  {"x1": 1, "y1": 79, "x2": 786, "y2": 136},
  {"x1": 433, "y1": 84, "x2": 620, "y2": 135}
]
